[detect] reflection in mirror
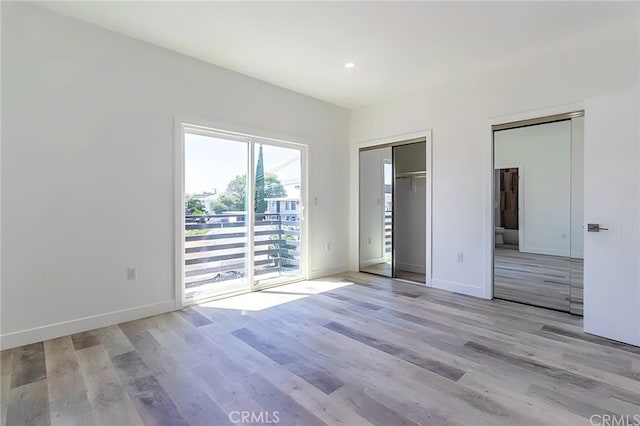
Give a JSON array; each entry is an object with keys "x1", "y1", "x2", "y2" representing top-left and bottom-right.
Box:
[
  {"x1": 493, "y1": 119, "x2": 583, "y2": 313},
  {"x1": 360, "y1": 147, "x2": 393, "y2": 277},
  {"x1": 570, "y1": 117, "x2": 585, "y2": 315}
]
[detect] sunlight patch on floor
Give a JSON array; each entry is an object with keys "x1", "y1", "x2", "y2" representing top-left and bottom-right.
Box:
[{"x1": 198, "y1": 278, "x2": 353, "y2": 311}]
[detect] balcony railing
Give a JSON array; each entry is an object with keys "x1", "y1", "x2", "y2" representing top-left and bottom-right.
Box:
[
  {"x1": 385, "y1": 210, "x2": 392, "y2": 254},
  {"x1": 184, "y1": 212, "x2": 301, "y2": 290}
]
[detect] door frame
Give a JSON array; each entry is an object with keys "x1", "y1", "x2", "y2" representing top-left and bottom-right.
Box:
[
  {"x1": 174, "y1": 117, "x2": 309, "y2": 308},
  {"x1": 354, "y1": 129, "x2": 433, "y2": 286}
]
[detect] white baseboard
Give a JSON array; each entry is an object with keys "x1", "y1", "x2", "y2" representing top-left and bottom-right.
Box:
[
  {"x1": 431, "y1": 278, "x2": 487, "y2": 299},
  {"x1": 309, "y1": 264, "x2": 349, "y2": 280},
  {"x1": 395, "y1": 262, "x2": 426, "y2": 274},
  {"x1": 1, "y1": 300, "x2": 175, "y2": 350},
  {"x1": 584, "y1": 322, "x2": 640, "y2": 347}
]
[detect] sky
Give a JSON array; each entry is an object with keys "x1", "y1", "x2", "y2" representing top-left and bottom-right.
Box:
[{"x1": 185, "y1": 133, "x2": 301, "y2": 196}]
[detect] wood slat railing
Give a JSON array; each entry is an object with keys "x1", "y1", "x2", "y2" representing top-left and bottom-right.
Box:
[{"x1": 184, "y1": 212, "x2": 301, "y2": 289}]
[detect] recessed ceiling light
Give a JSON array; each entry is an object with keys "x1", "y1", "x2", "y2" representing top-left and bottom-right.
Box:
[{"x1": 344, "y1": 62, "x2": 356, "y2": 69}]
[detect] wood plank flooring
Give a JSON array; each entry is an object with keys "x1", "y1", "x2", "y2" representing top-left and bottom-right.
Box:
[
  {"x1": 2, "y1": 272, "x2": 638, "y2": 426},
  {"x1": 360, "y1": 262, "x2": 392, "y2": 277},
  {"x1": 494, "y1": 246, "x2": 584, "y2": 314},
  {"x1": 360, "y1": 263, "x2": 426, "y2": 284}
]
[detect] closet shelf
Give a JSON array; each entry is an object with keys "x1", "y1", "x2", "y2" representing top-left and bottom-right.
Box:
[{"x1": 396, "y1": 171, "x2": 427, "y2": 179}]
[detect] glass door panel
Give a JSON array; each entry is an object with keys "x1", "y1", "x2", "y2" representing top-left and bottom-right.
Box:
[
  {"x1": 184, "y1": 132, "x2": 250, "y2": 301},
  {"x1": 253, "y1": 143, "x2": 303, "y2": 287}
]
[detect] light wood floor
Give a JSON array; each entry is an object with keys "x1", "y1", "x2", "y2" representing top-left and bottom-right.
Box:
[
  {"x1": 360, "y1": 262, "x2": 392, "y2": 277},
  {"x1": 360, "y1": 262, "x2": 426, "y2": 284},
  {"x1": 395, "y1": 270, "x2": 427, "y2": 283},
  {"x1": 2, "y1": 272, "x2": 639, "y2": 426},
  {"x1": 494, "y1": 246, "x2": 584, "y2": 314}
]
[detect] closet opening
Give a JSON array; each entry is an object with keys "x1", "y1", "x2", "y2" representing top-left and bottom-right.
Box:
[{"x1": 359, "y1": 138, "x2": 428, "y2": 285}]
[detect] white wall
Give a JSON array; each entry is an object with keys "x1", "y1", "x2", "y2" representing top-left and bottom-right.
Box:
[
  {"x1": 350, "y1": 13, "x2": 639, "y2": 304},
  {"x1": 359, "y1": 147, "x2": 390, "y2": 267},
  {"x1": 495, "y1": 121, "x2": 572, "y2": 257},
  {"x1": 1, "y1": 3, "x2": 350, "y2": 349}
]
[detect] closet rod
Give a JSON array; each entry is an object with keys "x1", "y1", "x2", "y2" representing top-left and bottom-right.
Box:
[{"x1": 396, "y1": 171, "x2": 427, "y2": 179}]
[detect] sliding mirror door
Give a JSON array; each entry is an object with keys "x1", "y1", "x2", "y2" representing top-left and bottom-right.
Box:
[
  {"x1": 493, "y1": 114, "x2": 584, "y2": 314},
  {"x1": 359, "y1": 147, "x2": 393, "y2": 277}
]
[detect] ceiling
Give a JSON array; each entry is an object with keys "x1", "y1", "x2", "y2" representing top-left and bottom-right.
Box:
[{"x1": 36, "y1": 1, "x2": 639, "y2": 109}]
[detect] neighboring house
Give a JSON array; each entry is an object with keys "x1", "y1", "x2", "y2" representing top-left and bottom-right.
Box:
[
  {"x1": 264, "y1": 182, "x2": 301, "y2": 221},
  {"x1": 191, "y1": 191, "x2": 217, "y2": 213},
  {"x1": 265, "y1": 198, "x2": 300, "y2": 221},
  {"x1": 200, "y1": 194, "x2": 218, "y2": 213}
]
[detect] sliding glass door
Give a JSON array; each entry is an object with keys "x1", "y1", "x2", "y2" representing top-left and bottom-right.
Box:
[
  {"x1": 253, "y1": 143, "x2": 303, "y2": 288},
  {"x1": 184, "y1": 132, "x2": 250, "y2": 301},
  {"x1": 181, "y1": 125, "x2": 305, "y2": 303}
]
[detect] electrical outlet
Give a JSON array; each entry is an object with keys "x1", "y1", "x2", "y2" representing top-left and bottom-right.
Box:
[
  {"x1": 367, "y1": 237, "x2": 372, "y2": 244},
  {"x1": 457, "y1": 253, "x2": 464, "y2": 264},
  {"x1": 127, "y1": 267, "x2": 137, "y2": 280},
  {"x1": 561, "y1": 233, "x2": 567, "y2": 240},
  {"x1": 325, "y1": 243, "x2": 331, "y2": 252}
]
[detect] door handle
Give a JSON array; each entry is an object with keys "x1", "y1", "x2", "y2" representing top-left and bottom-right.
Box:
[{"x1": 587, "y1": 223, "x2": 609, "y2": 232}]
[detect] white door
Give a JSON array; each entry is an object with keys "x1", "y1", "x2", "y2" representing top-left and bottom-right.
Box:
[{"x1": 583, "y1": 88, "x2": 640, "y2": 346}]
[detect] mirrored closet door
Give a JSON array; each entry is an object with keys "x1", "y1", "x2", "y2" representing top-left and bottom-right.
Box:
[
  {"x1": 359, "y1": 147, "x2": 393, "y2": 277},
  {"x1": 359, "y1": 140, "x2": 427, "y2": 284},
  {"x1": 493, "y1": 113, "x2": 584, "y2": 314}
]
